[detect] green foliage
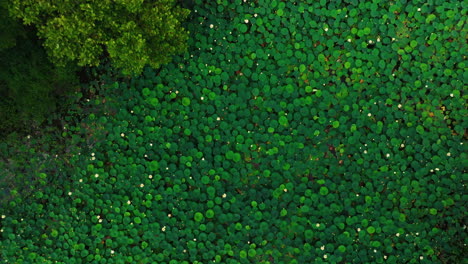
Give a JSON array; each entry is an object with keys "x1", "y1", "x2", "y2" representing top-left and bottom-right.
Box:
[
  {"x1": 0, "y1": 17, "x2": 80, "y2": 137},
  {"x1": 0, "y1": 72, "x2": 103, "y2": 208},
  {"x1": 8, "y1": 0, "x2": 191, "y2": 75},
  {"x1": 0, "y1": 1, "x2": 24, "y2": 50},
  {"x1": 1, "y1": 1, "x2": 466, "y2": 264}
]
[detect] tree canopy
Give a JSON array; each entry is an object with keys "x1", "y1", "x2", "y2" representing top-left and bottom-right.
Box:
[{"x1": 8, "y1": 0, "x2": 191, "y2": 75}]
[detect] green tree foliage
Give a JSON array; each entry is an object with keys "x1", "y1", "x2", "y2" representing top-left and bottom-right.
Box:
[
  {"x1": 8, "y1": 0, "x2": 191, "y2": 75},
  {"x1": 0, "y1": 3, "x2": 79, "y2": 137},
  {"x1": 0, "y1": 0, "x2": 24, "y2": 50}
]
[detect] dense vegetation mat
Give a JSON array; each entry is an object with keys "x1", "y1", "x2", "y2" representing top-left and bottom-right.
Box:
[{"x1": 1, "y1": 0, "x2": 466, "y2": 263}]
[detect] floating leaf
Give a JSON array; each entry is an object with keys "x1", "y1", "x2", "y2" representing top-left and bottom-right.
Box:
[
  {"x1": 149, "y1": 161, "x2": 159, "y2": 171},
  {"x1": 194, "y1": 212, "x2": 204, "y2": 222},
  {"x1": 319, "y1": 187, "x2": 329, "y2": 196},
  {"x1": 182, "y1": 97, "x2": 191, "y2": 106},
  {"x1": 279, "y1": 116, "x2": 288, "y2": 126}
]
